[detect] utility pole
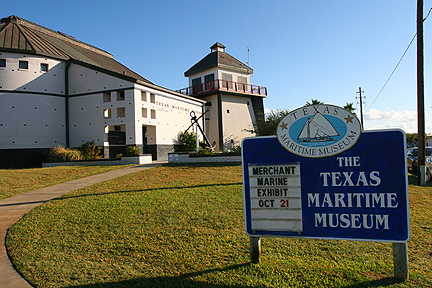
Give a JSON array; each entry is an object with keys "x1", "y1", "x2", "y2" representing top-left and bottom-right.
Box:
[
  {"x1": 356, "y1": 87, "x2": 365, "y2": 130},
  {"x1": 417, "y1": 0, "x2": 426, "y2": 186}
]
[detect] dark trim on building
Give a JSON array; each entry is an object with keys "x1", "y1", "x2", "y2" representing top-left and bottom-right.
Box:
[
  {"x1": 145, "y1": 144, "x2": 176, "y2": 161},
  {"x1": 251, "y1": 96, "x2": 265, "y2": 122},
  {"x1": 0, "y1": 47, "x2": 69, "y2": 61},
  {"x1": 217, "y1": 92, "x2": 224, "y2": 151},
  {"x1": 68, "y1": 87, "x2": 135, "y2": 98},
  {"x1": 0, "y1": 87, "x2": 136, "y2": 99},
  {"x1": 0, "y1": 90, "x2": 64, "y2": 97},
  {"x1": 65, "y1": 60, "x2": 71, "y2": 147},
  {"x1": 0, "y1": 148, "x2": 50, "y2": 168}
]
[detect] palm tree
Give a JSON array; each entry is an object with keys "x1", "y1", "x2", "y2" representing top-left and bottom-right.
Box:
[
  {"x1": 343, "y1": 102, "x2": 356, "y2": 116},
  {"x1": 305, "y1": 99, "x2": 324, "y2": 106}
]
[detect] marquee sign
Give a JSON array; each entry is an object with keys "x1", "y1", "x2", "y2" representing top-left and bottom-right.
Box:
[{"x1": 242, "y1": 106, "x2": 409, "y2": 243}]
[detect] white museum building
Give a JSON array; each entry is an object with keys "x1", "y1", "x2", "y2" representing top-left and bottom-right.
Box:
[{"x1": 0, "y1": 15, "x2": 267, "y2": 167}]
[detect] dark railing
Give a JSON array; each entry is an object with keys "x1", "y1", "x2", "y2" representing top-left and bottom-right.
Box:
[{"x1": 177, "y1": 79, "x2": 267, "y2": 97}]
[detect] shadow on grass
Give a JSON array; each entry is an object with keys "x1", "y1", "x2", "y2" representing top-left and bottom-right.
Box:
[
  {"x1": 67, "y1": 263, "x2": 251, "y2": 288},
  {"x1": 64, "y1": 264, "x2": 406, "y2": 288},
  {"x1": 164, "y1": 162, "x2": 241, "y2": 168},
  {"x1": 344, "y1": 277, "x2": 405, "y2": 287},
  {"x1": 55, "y1": 182, "x2": 243, "y2": 201}
]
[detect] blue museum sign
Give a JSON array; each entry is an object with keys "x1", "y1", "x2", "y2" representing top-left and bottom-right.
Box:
[{"x1": 242, "y1": 129, "x2": 410, "y2": 243}]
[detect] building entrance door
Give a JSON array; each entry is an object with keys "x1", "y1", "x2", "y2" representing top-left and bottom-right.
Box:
[{"x1": 142, "y1": 126, "x2": 147, "y2": 154}]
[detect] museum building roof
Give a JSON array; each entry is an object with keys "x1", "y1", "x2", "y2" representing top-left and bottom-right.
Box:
[
  {"x1": 0, "y1": 15, "x2": 152, "y2": 84},
  {"x1": 184, "y1": 42, "x2": 254, "y2": 77}
]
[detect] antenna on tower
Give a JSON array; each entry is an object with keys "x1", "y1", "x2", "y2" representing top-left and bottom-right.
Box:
[{"x1": 246, "y1": 46, "x2": 250, "y2": 66}]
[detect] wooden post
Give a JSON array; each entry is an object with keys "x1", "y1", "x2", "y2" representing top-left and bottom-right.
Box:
[
  {"x1": 393, "y1": 243, "x2": 409, "y2": 280},
  {"x1": 417, "y1": 0, "x2": 426, "y2": 186},
  {"x1": 250, "y1": 236, "x2": 261, "y2": 264}
]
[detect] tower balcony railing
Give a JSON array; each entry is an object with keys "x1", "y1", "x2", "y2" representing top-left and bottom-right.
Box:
[{"x1": 176, "y1": 79, "x2": 267, "y2": 97}]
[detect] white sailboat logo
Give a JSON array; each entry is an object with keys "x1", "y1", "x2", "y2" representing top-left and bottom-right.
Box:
[{"x1": 297, "y1": 112, "x2": 339, "y2": 142}]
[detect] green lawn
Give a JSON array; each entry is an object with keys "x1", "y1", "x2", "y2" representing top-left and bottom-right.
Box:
[
  {"x1": 6, "y1": 164, "x2": 432, "y2": 287},
  {"x1": 0, "y1": 165, "x2": 130, "y2": 200}
]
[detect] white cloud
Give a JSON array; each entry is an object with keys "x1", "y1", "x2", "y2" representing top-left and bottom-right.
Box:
[
  {"x1": 364, "y1": 109, "x2": 417, "y2": 121},
  {"x1": 264, "y1": 108, "x2": 284, "y2": 114},
  {"x1": 363, "y1": 108, "x2": 431, "y2": 134}
]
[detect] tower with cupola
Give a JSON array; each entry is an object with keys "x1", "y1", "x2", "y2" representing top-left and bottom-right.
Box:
[{"x1": 179, "y1": 42, "x2": 267, "y2": 151}]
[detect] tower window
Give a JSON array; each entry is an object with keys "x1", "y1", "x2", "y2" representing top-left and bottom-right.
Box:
[
  {"x1": 19, "y1": 60, "x2": 28, "y2": 69},
  {"x1": 103, "y1": 109, "x2": 111, "y2": 119},
  {"x1": 40, "y1": 63, "x2": 49, "y2": 72},
  {"x1": 222, "y1": 73, "x2": 233, "y2": 89},
  {"x1": 0, "y1": 59, "x2": 5, "y2": 68},
  {"x1": 103, "y1": 92, "x2": 111, "y2": 102},
  {"x1": 117, "y1": 91, "x2": 125, "y2": 101},
  {"x1": 141, "y1": 91, "x2": 147, "y2": 102},
  {"x1": 117, "y1": 107, "x2": 126, "y2": 118}
]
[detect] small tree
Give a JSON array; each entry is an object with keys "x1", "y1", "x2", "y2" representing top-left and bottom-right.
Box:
[
  {"x1": 126, "y1": 146, "x2": 141, "y2": 156},
  {"x1": 305, "y1": 99, "x2": 324, "y2": 106},
  {"x1": 343, "y1": 102, "x2": 356, "y2": 116},
  {"x1": 80, "y1": 141, "x2": 101, "y2": 160},
  {"x1": 249, "y1": 109, "x2": 290, "y2": 136},
  {"x1": 48, "y1": 146, "x2": 83, "y2": 161},
  {"x1": 177, "y1": 131, "x2": 198, "y2": 151}
]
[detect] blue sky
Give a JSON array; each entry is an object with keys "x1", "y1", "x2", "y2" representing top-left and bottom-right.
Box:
[{"x1": 4, "y1": 1, "x2": 432, "y2": 133}]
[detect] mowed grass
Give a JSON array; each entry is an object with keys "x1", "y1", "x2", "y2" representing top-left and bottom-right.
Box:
[
  {"x1": 6, "y1": 164, "x2": 432, "y2": 287},
  {"x1": 0, "y1": 165, "x2": 130, "y2": 200}
]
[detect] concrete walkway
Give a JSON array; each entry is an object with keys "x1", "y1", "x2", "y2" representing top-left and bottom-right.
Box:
[{"x1": 0, "y1": 161, "x2": 166, "y2": 288}]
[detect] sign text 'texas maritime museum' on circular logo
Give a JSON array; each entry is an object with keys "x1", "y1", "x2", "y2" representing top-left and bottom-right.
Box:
[{"x1": 276, "y1": 104, "x2": 362, "y2": 158}]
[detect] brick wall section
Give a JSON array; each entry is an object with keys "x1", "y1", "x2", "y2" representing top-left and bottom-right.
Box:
[{"x1": 168, "y1": 153, "x2": 241, "y2": 164}]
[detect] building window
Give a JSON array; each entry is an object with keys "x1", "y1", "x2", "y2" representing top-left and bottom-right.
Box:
[
  {"x1": 103, "y1": 92, "x2": 111, "y2": 102},
  {"x1": 237, "y1": 76, "x2": 247, "y2": 92},
  {"x1": 103, "y1": 109, "x2": 111, "y2": 119},
  {"x1": 19, "y1": 60, "x2": 28, "y2": 69},
  {"x1": 117, "y1": 107, "x2": 126, "y2": 118},
  {"x1": 40, "y1": 63, "x2": 49, "y2": 72},
  {"x1": 141, "y1": 91, "x2": 147, "y2": 102},
  {"x1": 142, "y1": 108, "x2": 147, "y2": 118},
  {"x1": 150, "y1": 109, "x2": 156, "y2": 119},
  {"x1": 204, "y1": 73, "x2": 214, "y2": 90},
  {"x1": 192, "y1": 77, "x2": 202, "y2": 94},
  {"x1": 222, "y1": 73, "x2": 233, "y2": 89},
  {"x1": 0, "y1": 59, "x2": 5, "y2": 68},
  {"x1": 150, "y1": 93, "x2": 155, "y2": 104},
  {"x1": 117, "y1": 91, "x2": 125, "y2": 101}
]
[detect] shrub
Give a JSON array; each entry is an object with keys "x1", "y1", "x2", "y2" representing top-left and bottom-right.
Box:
[
  {"x1": 48, "y1": 146, "x2": 83, "y2": 162},
  {"x1": 230, "y1": 145, "x2": 241, "y2": 154},
  {"x1": 125, "y1": 146, "x2": 141, "y2": 156},
  {"x1": 177, "y1": 131, "x2": 197, "y2": 151},
  {"x1": 80, "y1": 141, "x2": 101, "y2": 160}
]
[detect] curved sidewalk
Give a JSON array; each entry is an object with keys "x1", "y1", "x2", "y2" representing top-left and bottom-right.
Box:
[{"x1": 0, "y1": 161, "x2": 166, "y2": 288}]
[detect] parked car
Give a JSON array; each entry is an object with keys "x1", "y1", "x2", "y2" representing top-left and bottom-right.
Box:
[
  {"x1": 426, "y1": 157, "x2": 432, "y2": 181},
  {"x1": 407, "y1": 147, "x2": 432, "y2": 173}
]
